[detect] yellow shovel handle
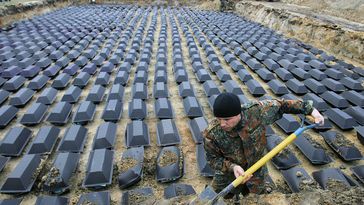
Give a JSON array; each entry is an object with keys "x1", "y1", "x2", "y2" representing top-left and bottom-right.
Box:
[{"x1": 232, "y1": 132, "x2": 298, "y2": 187}]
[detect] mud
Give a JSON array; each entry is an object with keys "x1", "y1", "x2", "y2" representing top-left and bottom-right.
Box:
[
  {"x1": 69, "y1": 182, "x2": 88, "y2": 205},
  {"x1": 49, "y1": 166, "x2": 61, "y2": 178},
  {"x1": 158, "y1": 150, "x2": 178, "y2": 167},
  {"x1": 43, "y1": 166, "x2": 62, "y2": 189},
  {"x1": 118, "y1": 157, "x2": 139, "y2": 173},
  {"x1": 235, "y1": 186, "x2": 364, "y2": 205},
  {"x1": 274, "y1": 179, "x2": 291, "y2": 194},
  {"x1": 325, "y1": 178, "x2": 349, "y2": 192},
  {"x1": 32, "y1": 158, "x2": 47, "y2": 180},
  {"x1": 33, "y1": 157, "x2": 50, "y2": 192},
  {"x1": 298, "y1": 178, "x2": 320, "y2": 192},
  {"x1": 178, "y1": 149, "x2": 184, "y2": 174},
  {"x1": 333, "y1": 132, "x2": 354, "y2": 147},
  {"x1": 143, "y1": 151, "x2": 157, "y2": 176},
  {"x1": 128, "y1": 190, "x2": 156, "y2": 205},
  {"x1": 304, "y1": 134, "x2": 324, "y2": 149}
]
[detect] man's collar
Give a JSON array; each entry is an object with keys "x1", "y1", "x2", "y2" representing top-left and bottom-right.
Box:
[{"x1": 233, "y1": 113, "x2": 245, "y2": 131}]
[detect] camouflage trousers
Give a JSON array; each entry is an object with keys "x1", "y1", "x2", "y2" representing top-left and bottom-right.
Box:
[{"x1": 211, "y1": 171, "x2": 250, "y2": 197}]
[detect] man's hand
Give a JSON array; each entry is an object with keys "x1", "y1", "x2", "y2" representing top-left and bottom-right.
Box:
[
  {"x1": 311, "y1": 108, "x2": 325, "y2": 126},
  {"x1": 233, "y1": 165, "x2": 253, "y2": 182}
]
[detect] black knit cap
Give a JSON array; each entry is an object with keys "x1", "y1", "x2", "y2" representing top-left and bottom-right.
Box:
[{"x1": 213, "y1": 92, "x2": 241, "y2": 117}]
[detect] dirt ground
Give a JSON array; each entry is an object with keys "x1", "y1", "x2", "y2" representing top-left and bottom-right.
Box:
[
  {"x1": 0, "y1": 1, "x2": 363, "y2": 205},
  {"x1": 196, "y1": 0, "x2": 364, "y2": 64},
  {"x1": 0, "y1": 0, "x2": 71, "y2": 27},
  {"x1": 280, "y1": 0, "x2": 364, "y2": 24},
  {"x1": 234, "y1": 0, "x2": 364, "y2": 67}
]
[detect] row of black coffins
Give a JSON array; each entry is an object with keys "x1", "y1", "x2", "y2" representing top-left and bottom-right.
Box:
[
  {"x1": 0, "y1": 6, "x2": 141, "y2": 205},
  {"x1": 0, "y1": 183, "x2": 198, "y2": 205},
  {"x1": 0, "y1": 5, "x2": 195, "y2": 205}
]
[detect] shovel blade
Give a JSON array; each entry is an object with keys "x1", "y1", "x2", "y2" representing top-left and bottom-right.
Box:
[{"x1": 190, "y1": 186, "x2": 225, "y2": 205}]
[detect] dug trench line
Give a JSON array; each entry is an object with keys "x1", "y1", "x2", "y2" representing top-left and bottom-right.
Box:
[{"x1": 235, "y1": 1, "x2": 364, "y2": 67}]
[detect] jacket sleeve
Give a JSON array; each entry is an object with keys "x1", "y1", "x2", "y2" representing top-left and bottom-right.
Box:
[
  {"x1": 258, "y1": 99, "x2": 314, "y2": 125},
  {"x1": 203, "y1": 132, "x2": 235, "y2": 173}
]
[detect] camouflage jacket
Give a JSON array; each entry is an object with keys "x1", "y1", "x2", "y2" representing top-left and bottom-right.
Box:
[{"x1": 203, "y1": 99, "x2": 314, "y2": 193}]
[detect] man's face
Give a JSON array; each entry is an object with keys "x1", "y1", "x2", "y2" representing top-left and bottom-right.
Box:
[{"x1": 216, "y1": 114, "x2": 241, "y2": 131}]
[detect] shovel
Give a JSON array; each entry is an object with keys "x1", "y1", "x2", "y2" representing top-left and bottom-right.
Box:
[{"x1": 192, "y1": 116, "x2": 318, "y2": 205}]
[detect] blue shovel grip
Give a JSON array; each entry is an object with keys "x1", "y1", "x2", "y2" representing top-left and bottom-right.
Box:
[{"x1": 293, "y1": 124, "x2": 318, "y2": 136}]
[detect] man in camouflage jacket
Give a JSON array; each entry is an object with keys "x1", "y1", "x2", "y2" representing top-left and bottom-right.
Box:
[{"x1": 203, "y1": 93, "x2": 324, "y2": 197}]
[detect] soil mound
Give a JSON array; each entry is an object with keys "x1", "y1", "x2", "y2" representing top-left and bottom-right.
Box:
[{"x1": 159, "y1": 150, "x2": 178, "y2": 167}]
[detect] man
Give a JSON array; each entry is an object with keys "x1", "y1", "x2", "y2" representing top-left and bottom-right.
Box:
[{"x1": 203, "y1": 92, "x2": 324, "y2": 199}]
